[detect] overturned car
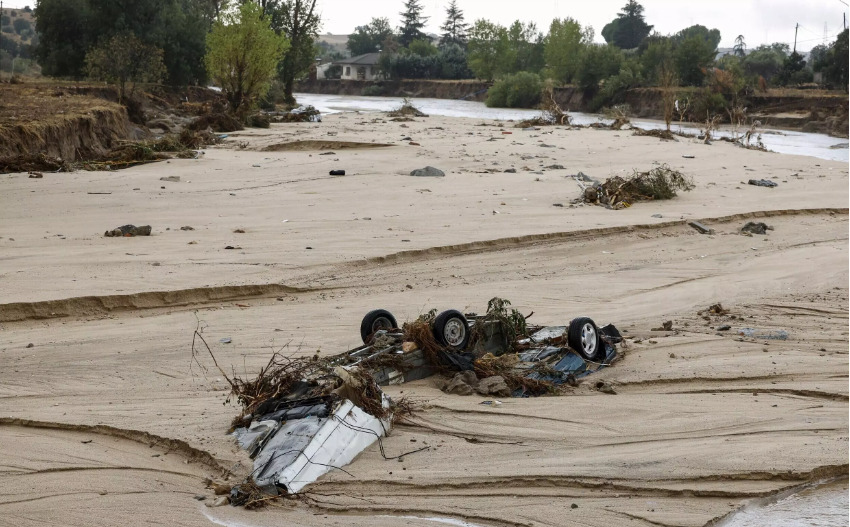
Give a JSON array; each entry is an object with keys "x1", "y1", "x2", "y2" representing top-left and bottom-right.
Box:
[{"x1": 222, "y1": 299, "x2": 622, "y2": 502}]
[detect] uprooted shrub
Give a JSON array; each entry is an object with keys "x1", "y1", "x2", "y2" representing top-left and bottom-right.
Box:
[
  {"x1": 515, "y1": 83, "x2": 571, "y2": 128},
  {"x1": 387, "y1": 97, "x2": 428, "y2": 118},
  {"x1": 186, "y1": 112, "x2": 244, "y2": 132},
  {"x1": 583, "y1": 164, "x2": 695, "y2": 209},
  {"x1": 471, "y1": 297, "x2": 529, "y2": 355}
]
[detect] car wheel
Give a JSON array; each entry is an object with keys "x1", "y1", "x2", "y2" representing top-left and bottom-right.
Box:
[
  {"x1": 568, "y1": 317, "x2": 605, "y2": 361},
  {"x1": 433, "y1": 310, "x2": 471, "y2": 350},
  {"x1": 360, "y1": 309, "x2": 398, "y2": 344}
]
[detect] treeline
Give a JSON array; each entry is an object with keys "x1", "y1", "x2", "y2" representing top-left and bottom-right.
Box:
[
  {"x1": 342, "y1": 0, "x2": 849, "y2": 111},
  {"x1": 29, "y1": 0, "x2": 318, "y2": 107}
]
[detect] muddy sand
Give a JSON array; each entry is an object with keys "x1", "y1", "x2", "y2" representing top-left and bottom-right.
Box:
[{"x1": 0, "y1": 114, "x2": 847, "y2": 527}]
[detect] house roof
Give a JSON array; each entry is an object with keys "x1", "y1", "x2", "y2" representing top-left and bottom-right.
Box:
[{"x1": 334, "y1": 53, "x2": 380, "y2": 66}]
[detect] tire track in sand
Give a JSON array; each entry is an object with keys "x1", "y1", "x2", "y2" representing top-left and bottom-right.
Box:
[{"x1": 1, "y1": 208, "x2": 845, "y2": 323}]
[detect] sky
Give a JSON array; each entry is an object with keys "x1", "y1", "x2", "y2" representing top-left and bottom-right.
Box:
[{"x1": 2, "y1": 0, "x2": 847, "y2": 51}]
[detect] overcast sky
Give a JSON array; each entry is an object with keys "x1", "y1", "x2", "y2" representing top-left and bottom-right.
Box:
[{"x1": 3, "y1": 0, "x2": 847, "y2": 51}]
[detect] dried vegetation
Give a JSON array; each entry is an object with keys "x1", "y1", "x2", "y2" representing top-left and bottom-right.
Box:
[{"x1": 582, "y1": 164, "x2": 695, "y2": 209}]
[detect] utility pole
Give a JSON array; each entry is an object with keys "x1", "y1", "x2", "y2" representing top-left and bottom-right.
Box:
[{"x1": 793, "y1": 22, "x2": 799, "y2": 53}]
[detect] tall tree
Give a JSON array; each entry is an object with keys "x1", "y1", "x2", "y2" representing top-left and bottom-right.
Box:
[
  {"x1": 261, "y1": 0, "x2": 321, "y2": 105},
  {"x1": 85, "y1": 33, "x2": 166, "y2": 102},
  {"x1": 743, "y1": 43, "x2": 788, "y2": 81},
  {"x1": 671, "y1": 25, "x2": 721, "y2": 86},
  {"x1": 440, "y1": 0, "x2": 468, "y2": 48},
  {"x1": 602, "y1": 0, "x2": 652, "y2": 49},
  {"x1": 34, "y1": 0, "x2": 93, "y2": 77},
  {"x1": 544, "y1": 17, "x2": 593, "y2": 84},
  {"x1": 399, "y1": 0, "x2": 427, "y2": 48},
  {"x1": 814, "y1": 29, "x2": 848, "y2": 91},
  {"x1": 733, "y1": 35, "x2": 746, "y2": 57},
  {"x1": 347, "y1": 17, "x2": 393, "y2": 56},
  {"x1": 466, "y1": 18, "x2": 504, "y2": 80},
  {"x1": 505, "y1": 21, "x2": 544, "y2": 74},
  {"x1": 205, "y1": 2, "x2": 289, "y2": 112}
]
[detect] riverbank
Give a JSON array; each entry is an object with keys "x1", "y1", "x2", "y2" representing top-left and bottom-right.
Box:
[
  {"x1": 0, "y1": 112, "x2": 846, "y2": 527},
  {"x1": 296, "y1": 79, "x2": 849, "y2": 138}
]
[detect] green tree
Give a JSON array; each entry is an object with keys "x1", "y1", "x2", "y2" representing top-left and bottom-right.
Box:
[
  {"x1": 775, "y1": 51, "x2": 809, "y2": 85},
  {"x1": 506, "y1": 21, "x2": 544, "y2": 74},
  {"x1": 733, "y1": 34, "x2": 746, "y2": 57},
  {"x1": 437, "y1": 43, "x2": 471, "y2": 78},
  {"x1": 409, "y1": 38, "x2": 438, "y2": 56},
  {"x1": 743, "y1": 43, "x2": 788, "y2": 82},
  {"x1": 467, "y1": 19, "x2": 504, "y2": 80},
  {"x1": 544, "y1": 17, "x2": 593, "y2": 84},
  {"x1": 576, "y1": 44, "x2": 624, "y2": 94},
  {"x1": 347, "y1": 17, "x2": 393, "y2": 56},
  {"x1": 814, "y1": 29, "x2": 848, "y2": 91},
  {"x1": 440, "y1": 0, "x2": 468, "y2": 48},
  {"x1": 205, "y1": 2, "x2": 289, "y2": 113},
  {"x1": 34, "y1": 0, "x2": 94, "y2": 77},
  {"x1": 485, "y1": 71, "x2": 542, "y2": 108},
  {"x1": 602, "y1": 0, "x2": 652, "y2": 49},
  {"x1": 399, "y1": 0, "x2": 428, "y2": 48},
  {"x1": 639, "y1": 34, "x2": 672, "y2": 84},
  {"x1": 270, "y1": 0, "x2": 321, "y2": 105},
  {"x1": 672, "y1": 25, "x2": 720, "y2": 86},
  {"x1": 85, "y1": 33, "x2": 166, "y2": 102}
]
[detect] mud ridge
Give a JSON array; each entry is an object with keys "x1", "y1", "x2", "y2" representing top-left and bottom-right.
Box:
[
  {"x1": 314, "y1": 464, "x2": 848, "y2": 499},
  {"x1": 263, "y1": 140, "x2": 394, "y2": 151},
  {"x1": 0, "y1": 283, "x2": 318, "y2": 323},
  {"x1": 663, "y1": 388, "x2": 848, "y2": 402},
  {"x1": 346, "y1": 208, "x2": 849, "y2": 269},
  {"x1": 0, "y1": 418, "x2": 227, "y2": 475},
  {"x1": 300, "y1": 499, "x2": 522, "y2": 527},
  {"x1": 2, "y1": 208, "x2": 844, "y2": 323}
]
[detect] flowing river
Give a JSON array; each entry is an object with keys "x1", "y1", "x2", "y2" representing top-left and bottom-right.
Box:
[{"x1": 294, "y1": 93, "x2": 849, "y2": 163}]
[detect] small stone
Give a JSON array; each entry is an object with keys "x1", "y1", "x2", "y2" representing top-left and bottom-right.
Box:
[
  {"x1": 410, "y1": 166, "x2": 445, "y2": 178},
  {"x1": 476, "y1": 376, "x2": 511, "y2": 397},
  {"x1": 442, "y1": 371, "x2": 478, "y2": 395},
  {"x1": 596, "y1": 381, "x2": 617, "y2": 394},
  {"x1": 26, "y1": 343, "x2": 34, "y2": 348},
  {"x1": 207, "y1": 496, "x2": 229, "y2": 507}
]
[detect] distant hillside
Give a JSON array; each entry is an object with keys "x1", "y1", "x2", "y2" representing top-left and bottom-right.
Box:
[{"x1": 0, "y1": 6, "x2": 36, "y2": 47}]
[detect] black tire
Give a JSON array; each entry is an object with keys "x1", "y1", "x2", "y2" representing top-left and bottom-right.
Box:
[
  {"x1": 433, "y1": 310, "x2": 471, "y2": 350},
  {"x1": 568, "y1": 317, "x2": 605, "y2": 362},
  {"x1": 360, "y1": 309, "x2": 398, "y2": 344}
]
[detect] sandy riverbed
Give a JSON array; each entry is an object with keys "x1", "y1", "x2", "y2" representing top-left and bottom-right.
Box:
[{"x1": 0, "y1": 113, "x2": 847, "y2": 527}]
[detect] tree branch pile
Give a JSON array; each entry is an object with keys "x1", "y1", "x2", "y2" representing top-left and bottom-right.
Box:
[{"x1": 582, "y1": 164, "x2": 695, "y2": 209}]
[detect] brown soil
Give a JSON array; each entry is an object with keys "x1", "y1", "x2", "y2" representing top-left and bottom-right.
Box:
[
  {"x1": 263, "y1": 140, "x2": 394, "y2": 151},
  {"x1": 0, "y1": 86, "x2": 131, "y2": 161},
  {"x1": 187, "y1": 112, "x2": 244, "y2": 133}
]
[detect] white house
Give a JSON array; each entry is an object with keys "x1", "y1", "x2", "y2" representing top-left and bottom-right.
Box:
[{"x1": 334, "y1": 53, "x2": 382, "y2": 80}]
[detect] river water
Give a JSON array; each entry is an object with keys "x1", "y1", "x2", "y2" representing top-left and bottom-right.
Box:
[
  {"x1": 718, "y1": 479, "x2": 849, "y2": 527},
  {"x1": 294, "y1": 93, "x2": 849, "y2": 163}
]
